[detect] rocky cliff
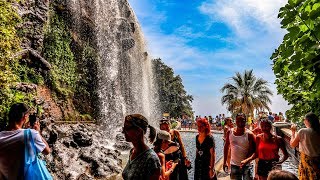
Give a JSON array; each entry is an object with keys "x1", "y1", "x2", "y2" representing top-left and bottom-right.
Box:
[{"x1": 0, "y1": 0, "x2": 152, "y2": 179}]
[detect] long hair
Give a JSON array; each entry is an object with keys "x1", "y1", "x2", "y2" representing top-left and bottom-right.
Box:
[
  {"x1": 197, "y1": 118, "x2": 211, "y2": 135},
  {"x1": 125, "y1": 114, "x2": 157, "y2": 143},
  {"x1": 305, "y1": 112, "x2": 320, "y2": 134}
]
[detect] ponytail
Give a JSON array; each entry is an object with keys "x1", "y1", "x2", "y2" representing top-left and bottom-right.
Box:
[{"x1": 148, "y1": 125, "x2": 157, "y2": 143}]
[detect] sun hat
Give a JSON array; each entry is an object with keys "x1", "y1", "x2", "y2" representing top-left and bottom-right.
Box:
[{"x1": 157, "y1": 130, "x2": 173, "y2": 143}]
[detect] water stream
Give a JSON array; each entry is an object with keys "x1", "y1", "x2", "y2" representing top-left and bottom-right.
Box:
[{"x1": 68, "y1": 0, "x2": 160, "y2": 138}]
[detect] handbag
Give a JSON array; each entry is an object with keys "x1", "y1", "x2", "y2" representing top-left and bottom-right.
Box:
[{"x1": 24, "y1": 129, "x2": 53, "y2": 180}]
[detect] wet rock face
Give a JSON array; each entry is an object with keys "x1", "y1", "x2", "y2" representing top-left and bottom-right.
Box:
[
  {"x1": 42, "y1": 123, "x2": 123, "y2": 179},
  {"x1": 73, "y1": 132, "x2": 92, "y2": 147},
  {"x1": 113, "y1": 133, "x2": 131, "y2": 151}
]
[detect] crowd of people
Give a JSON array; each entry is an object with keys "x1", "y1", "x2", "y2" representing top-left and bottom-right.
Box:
[
  {"x1": 179, "y1": 111, "x2": 287, "y2": 131},
  {"x1": 122, "y1": 112, "x2": 319, "y2": 180},
  {"x1": 0, "y1": 103, "x2": 319, "y2": 180}
]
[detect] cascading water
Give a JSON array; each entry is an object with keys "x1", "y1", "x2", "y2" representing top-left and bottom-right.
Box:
[
  {"x1": 68, "y1": 0, "x2": 160, "y2": 135},
  {"x1": 93, "y1": 0, "x2": 160, "y2": 135}
]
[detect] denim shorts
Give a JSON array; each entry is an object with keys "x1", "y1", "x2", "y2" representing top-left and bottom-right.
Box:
[{"x1": 230, "y1": 164, "x2": 253, "y2": 180}]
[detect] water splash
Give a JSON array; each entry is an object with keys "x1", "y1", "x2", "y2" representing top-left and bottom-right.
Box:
[{"x1": 94, "y1": 0, "x2": 160, "y2": 134}]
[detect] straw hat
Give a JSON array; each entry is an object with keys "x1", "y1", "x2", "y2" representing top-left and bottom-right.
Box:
[{"x1": 157, "y1": 130, "x2": 173, "y2": 143}]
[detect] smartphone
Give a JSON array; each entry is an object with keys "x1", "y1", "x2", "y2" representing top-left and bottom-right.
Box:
[
  {"x1": 174, "y1": 159, "x2": 180, "y2": 164},
  {"x1": 29, "y1": 114, "x2": 37, "y2": 127}
]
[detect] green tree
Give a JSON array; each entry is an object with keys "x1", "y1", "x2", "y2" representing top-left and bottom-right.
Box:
[
  {"x1": 221, "y1": 70, "x2": 273, "y2": 117},
  {"x1": 153, "y1": 58, "x2": 193, "y2": 118},
  {"x1": 271, "y1": 0, "x2": 320, "y2": 121}
]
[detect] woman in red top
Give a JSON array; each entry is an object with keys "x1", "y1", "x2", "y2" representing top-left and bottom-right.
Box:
[{"x1": 241, "y1": 118, "x2": 288, "y2": 180}]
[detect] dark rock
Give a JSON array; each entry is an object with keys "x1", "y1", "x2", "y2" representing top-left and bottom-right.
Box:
[
  {"x1": 70, "y1": 141, "x2": 78, "y2": 149},
  {"x1": 130, "y1": 22, "x2": 135, "y2": 33},
  {"x1": 14, "y1": 82, "x2": 37, "y2": 92},
  {"x1": 62, "y1": 141, "x2": 70, "y2": 148},
  {"x1": 48, "y1": 130, "x2": 58, "y2": 145},
  {"x1": 121, "y1": 38, "x2": 135, "y2": 51},
  {"x1": 73, "y1": 132, "x2": 92, "y2": 147},
  {"x1": 126, "y1": 10, "x2": 131, "y2": 18},
  {"x1": 113, "y1": 141, "x2": 131, "y2": 151},
  {"x1": 115, "y1": 133, "x2": 124, "y2": 141}
]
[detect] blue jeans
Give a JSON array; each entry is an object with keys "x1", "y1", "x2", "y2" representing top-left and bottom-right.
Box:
[{"x1": 230, "y1": 164, "x2": 253, "y2": 180}]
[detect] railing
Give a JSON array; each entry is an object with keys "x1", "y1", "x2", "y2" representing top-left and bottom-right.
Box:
[{"x1": 273, "y1": 122, "x2": 300, "y2": 162}]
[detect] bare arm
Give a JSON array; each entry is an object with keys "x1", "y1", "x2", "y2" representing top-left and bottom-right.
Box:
[
  {"x1": 278, "y1": 137, "x2": 289, "y2": 164},
  {"x1": 158, "y1": 153, "x2": 166, "y2": 179},
  {"x1": 223, "y1": 130, "x2": 230, "y2": 166},
  {"x1": 290, "y1": 129, "x2": 300, "y2": 148},
  {"x1": 174, "y1": 130, "x2": 187, "y2": 158},
  {"x1": 247, "y1": 132, "x2": 256, "y2": 158},
  {"x1": 33, "y1": 121, "x2": 50, "y2": 155},
  {"x1": 209, "y1": 147, "x2": 216, "y2": 178}
]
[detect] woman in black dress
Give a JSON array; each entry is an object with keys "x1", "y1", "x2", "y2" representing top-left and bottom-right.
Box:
[{"x1": 195, "y1": 118, "x2": 216, "y2": 180}]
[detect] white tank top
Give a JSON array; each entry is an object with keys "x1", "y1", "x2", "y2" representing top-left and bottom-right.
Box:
[{"x1": 229, "y1": 129, "x2": 249, "y2": 166}]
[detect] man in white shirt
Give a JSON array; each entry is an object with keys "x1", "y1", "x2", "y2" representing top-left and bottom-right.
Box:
[
  {"x1": 0, "y1": 103, "x2": 50, "y2": 180},
  {"x1": 223, "y1": 113, "x2": 256, "y2": 180}
]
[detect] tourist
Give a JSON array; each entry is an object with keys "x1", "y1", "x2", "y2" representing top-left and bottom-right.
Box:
[
  {"x1": 274, "y1": 114, "x2": 279, "y2": 122},
  {"x1": 278, "y1": 112, "x2": 284, "y2": 122},
  {"x1": 241, "y1": 118, "x2": 288, "y2": 180},
  {"x1": 223, "y1": 117, "x2": 233, "y2": 172},
  {"x1": 194, "y1": 118, "x2": 216, "y2": 180},
  {"x1": 290, "y1": 112, "x2": 320, "y2": 180},
  {"x1": 160, "y1": 119, "x2": 190, "y2": 180},
  {"x1": 268, "y1": 112, "x2": 274, "y2": 122},
  {"x1": 0, "y1": 103, "x2": 51, "y2": 179},
  {"x1": 247, "y1": 113, "x2": 253, "y2": 130},
  {"x1": 122, "y1": 114, "x2": 161, "y2": 180},
  {"x1": 223, "y1": 113, "x2": 256, "y2": 180},
  {"x1": 153, "y1": 130, "x2": 178, "y2": 180},
  {"x1": 267, "y1": 170, "x2": 298, "y2": 180}
]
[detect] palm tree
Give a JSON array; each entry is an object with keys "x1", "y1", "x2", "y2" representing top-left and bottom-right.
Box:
[{"x1": 220, "y1": 70, "x2": 273, "y2": 117}]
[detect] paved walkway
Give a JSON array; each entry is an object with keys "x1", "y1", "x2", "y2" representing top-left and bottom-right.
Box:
[{"x1": 215, "y1": 158, "x2": 230, "y2": 180}]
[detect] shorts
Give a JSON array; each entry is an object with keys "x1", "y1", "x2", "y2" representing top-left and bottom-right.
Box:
[
  {"x1": 230, "y1": 164, "x2": 253, "y2": 180},
  {"x1": 257, "y1": 159, "x2": 279, "y2": 177}
]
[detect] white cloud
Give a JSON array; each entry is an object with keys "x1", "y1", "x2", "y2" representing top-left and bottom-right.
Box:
[
  {"x1": 199, "y1": 0, "x2": 287, "y2": 38},
  {"x1": 128, "y1": 0, "x2": 292, "y2": 116}
]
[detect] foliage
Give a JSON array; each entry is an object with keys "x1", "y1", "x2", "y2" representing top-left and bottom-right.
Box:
[
  {"x1": 171, "y1": 121, "x2": 178, "y2": 129},
  {"x1": 220, "y1": 70, "x2": 273, "y2": 117},
  {"x1": 152, "y1": 58, "x2": 194, "y2": 118},
  {"x1": 43, "y1": 11, "x2": 78, "y2": 98},
  {"x1": 73, "y1": 44, "x2": 99, "y2": 115},
  {"x1": 0, "y1": 0, "x2": 23, "y2": 120},
  {"x1": 271, "y1": 0, "x2": 320, "y2": 121}
]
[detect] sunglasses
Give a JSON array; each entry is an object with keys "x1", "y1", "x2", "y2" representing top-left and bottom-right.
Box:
[
  {"x1": 122, "y1": 125, "x2": 135, "y2": 132},
  {"x1": 160, "y1": 121, "x2": 170, "y2": 125}
]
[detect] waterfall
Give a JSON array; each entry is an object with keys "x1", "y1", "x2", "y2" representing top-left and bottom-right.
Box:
[{"x1": 93, "y1": 0, "x2": 160, "y2": 134}]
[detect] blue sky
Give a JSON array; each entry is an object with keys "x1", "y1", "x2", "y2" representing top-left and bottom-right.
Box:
[{"x1": 128, "y1": 0, "x2": 291, "y2": 116}]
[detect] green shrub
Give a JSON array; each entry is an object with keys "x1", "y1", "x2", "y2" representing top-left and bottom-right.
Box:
[{"x1": 43, "y1": 11, "x2": 78, "y2": 98}]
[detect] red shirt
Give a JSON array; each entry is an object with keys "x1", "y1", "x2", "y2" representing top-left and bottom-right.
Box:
[{"x1": 257, "y1": 135, "x2": 280, "y2": 160}]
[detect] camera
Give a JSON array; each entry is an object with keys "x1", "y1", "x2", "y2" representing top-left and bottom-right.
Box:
[{"x1": 29, "y1": 114, "x2": 37, "y2": 127}]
